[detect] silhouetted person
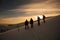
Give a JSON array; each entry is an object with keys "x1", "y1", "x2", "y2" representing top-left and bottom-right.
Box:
[
  {"x1": 43, "y1": 15, "x2": 46, "y2": 23},
  {"x1": 37, "y1": 16, "x2": 40, "y2": 26},
  {"x1": 30, "y1": 18, "x2": 34, "y2": 28},
  {"x1": 25, "y1": 19, "x2": 29, "y2": 30}
]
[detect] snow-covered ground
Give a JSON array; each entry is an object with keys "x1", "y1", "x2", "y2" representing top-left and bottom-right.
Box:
[{"x1": 0, "y1": 15, "x2": 60, "y2": 40}]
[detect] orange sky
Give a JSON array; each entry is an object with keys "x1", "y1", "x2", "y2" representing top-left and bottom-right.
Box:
[
  {"x1": 0, "y1": 13, "x2": 59, "y2": 24},
  {"x1": 0, "y1": 0, "x2": 60, "y2": 24}
]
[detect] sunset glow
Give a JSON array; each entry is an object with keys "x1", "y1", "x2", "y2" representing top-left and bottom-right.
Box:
[
  {"x1": 0, "y1": 13, "x2": 59, "y2": 24},
  {"x1": 0, "y1": 0, "x2": 60, "y2": 24}
]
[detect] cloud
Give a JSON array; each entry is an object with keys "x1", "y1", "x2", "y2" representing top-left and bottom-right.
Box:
[
  {"x1": 0, "y1": 0, "x2": 47, "y2": 11},
  {"x1": 0, "y1": 0, "x2": 60, "y2": 18},
  {"x1": 0, "y1": 0, "x2": 60, "y2": 24},
  {"x1": 0, "y1": 11, "x2": 26, "y2": 18},
  {"x1": 0, "y1": 0, "x2": 60, "y2": 12},
  {"x1": 46, "y1": 0, "x2": 60, "y2": 8}
]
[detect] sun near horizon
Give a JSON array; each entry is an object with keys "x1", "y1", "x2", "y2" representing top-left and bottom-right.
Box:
[
  {"x1": 0, "y1": 0, "x2": 60, "y2": 24},
  {"x1": 0, "y1": 13, "x2": 59, "y2": 24}
]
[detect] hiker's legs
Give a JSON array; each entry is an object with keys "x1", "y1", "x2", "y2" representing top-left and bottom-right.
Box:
[
  {"x1": 38, "y1": 22, "x2": 40, "y2": 26},
  {"x1": 25, "y1": 25, "x2": 27, "y2": 29},
  {"x1": 43, "y1": 19, "x2": 45, "y2": 23},
  {"x1": 27, "y1": 25, "x2": 29, "y2": 29},
  {"x1": 31, "y1": 24, "x2": 33, "y2": 28}
]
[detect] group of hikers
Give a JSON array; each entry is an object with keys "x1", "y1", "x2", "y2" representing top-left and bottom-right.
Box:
[{"x1": 24, "y1": 15, "x2": 46, "y2": 30}]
